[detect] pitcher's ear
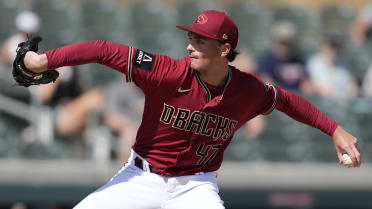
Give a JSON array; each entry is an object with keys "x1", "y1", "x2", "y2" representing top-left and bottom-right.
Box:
[{"x1": 220, "y1": 43, "x2": 231, "y2": 57}]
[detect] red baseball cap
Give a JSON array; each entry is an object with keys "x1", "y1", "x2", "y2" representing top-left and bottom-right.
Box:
[{"x1": 177, "y1": 10, "x2": 239, "y2": 49}]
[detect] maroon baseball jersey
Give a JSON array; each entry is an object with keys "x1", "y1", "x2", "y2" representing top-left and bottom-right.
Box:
[
  {"x1": 124, "y1": 49, "x2": 278, "y2": 176},
  {"x1": 45, "y1": 40, "x2": 337, "y2": 176}
]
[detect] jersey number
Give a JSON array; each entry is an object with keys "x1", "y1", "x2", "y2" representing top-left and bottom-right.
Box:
[{"x1": 196, "y1": 143, "x2": 222, "y2": 166}]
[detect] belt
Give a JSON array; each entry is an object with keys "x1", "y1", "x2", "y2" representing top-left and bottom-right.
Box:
[{"x1": 134, "y1": 156, "x2": 161, "y2": 175}]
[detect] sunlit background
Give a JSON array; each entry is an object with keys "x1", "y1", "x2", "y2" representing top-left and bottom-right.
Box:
[{"x1": 0, "y1": 0, "x2": 372, "y2": 208}]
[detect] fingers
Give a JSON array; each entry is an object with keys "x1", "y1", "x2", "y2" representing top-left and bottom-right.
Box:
[
  {"x1": 332, "y1": 127, "x2": 361, "y2": 168},
  {"x1": 352, "y1": 143, "x2": 361, "y2": 167},
  {"x1": 335, "y1": 146, "x2": 343, "y2": 165},
  {"x1": 342, "y1": 140, "x2": 361, "y2": 168},
  {"x1": 349, "y1": 138, "x2": 361, "y2": 168}
]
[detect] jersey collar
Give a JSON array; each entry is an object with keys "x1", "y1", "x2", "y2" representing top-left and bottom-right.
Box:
[{"x1": 195, "y1": 67, "x2": 232, "y2": 103}]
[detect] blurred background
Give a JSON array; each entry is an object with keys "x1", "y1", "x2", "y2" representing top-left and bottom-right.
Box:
[{"x1": 0, "y1": 0, "x2": 372, "y2": 208}]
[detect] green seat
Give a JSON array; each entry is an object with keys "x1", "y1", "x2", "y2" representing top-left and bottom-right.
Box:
[
  {"x1": 272, "y1": 6, "x2": 320, "y2": 57},
  {"x1": 343, "y1": 40, "x2": 372, "y2": 83},
  {"x1": 176, "y1": 0, "x2": 217, "y2": 26},
  {"x1": 258, "y1": 109, "x2": 340, "y2": 162},
  {"x1": 32, "y1": 0, "x2": 81, "y2": 48},
  {"x1": 0, "y1": 111, "x2": 30, "y2": 158},
  {"x1": 320, "y1": 5, "x2": 356, "y2": 37},
  {"x1": 80, "y1": 0, "x2": 122, "y2": 42},
  {"x1": 272, "y1": 6, "x2": 313, "y2": 32},
  {"x1": 226, "y1": 2, "x2": 272, "y2": 56},
  {"x1": 257, "y1": 112, "x2": 294, "y2": 162},
  {"x1": 224, "y1": 129, "x2": 263, "y2": 162},
  {"x1": 80, "y1": 63, "x2": 119, "y2": 87},
  {"x1": 128, "y1": 1, "x2": 179, "y2": 55},
  {"x1": 352, "y1": 99, "x2": 372, "y2": 144},
  {"x1": 0, "y1": 0, "x2": 20, "y2": 41}
]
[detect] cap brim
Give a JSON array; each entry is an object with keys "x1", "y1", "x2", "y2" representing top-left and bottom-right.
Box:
[{"x1": 176, "y1": 25, "x2": 218, "y2": 40}]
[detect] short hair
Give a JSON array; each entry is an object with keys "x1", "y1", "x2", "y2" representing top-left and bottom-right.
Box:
[
  {"x1": 226, "y1": 49, "x2": 240, "y2": 62},
  {"x1": 219, "y1": 41, "x2": 240, "y2": 62}
]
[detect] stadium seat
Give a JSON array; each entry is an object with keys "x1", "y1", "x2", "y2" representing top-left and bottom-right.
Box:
[
  {"x1": 80, "y1": 0, "x2": 123, "y2": 42},
  {"x1": 32, "y1": 0, "x2": 81, "y2": 48},
  {"x1": 226, "y1": 2, "x2": 272, "y2": 57},
  {"x1": 0, "y1": 111, "x2": 30, "y2": 158},
  {"x1": 0, "y1": 0, "x2": 20, "y2": 41},
  {"x1": 78, "y1": 0, "x2": 125, "y2": 86},
  {"x1": 0, "y1": 114, "x2": 9, "y2": 157},
  {"x1": 224, "y1": 129, "x2": 264, "y2": 162},
  {"x1": 343, "y1": 40, "x2": 372, "y2": 83},
  {"x1": 320, "y1": 5, "x2": 356, "y2": 37},
  {"x1": 272, "y1": 6, "x2": 320, "y2": 57},
  {"x1": 176, "y1": 0, "x2": 218, "y2": 26},
  {"x1": 79, "y1": 63, "x2": 119, "y2": 87},
  {"x1": 351, "y1": 98, "x2": 372, "y2": 144},
  {"x1": 127, "y1": 1, "x2": 182, "y2": 56},
  {"x1": 257, "y1": 111, "x2": 309, "y2": 162}
]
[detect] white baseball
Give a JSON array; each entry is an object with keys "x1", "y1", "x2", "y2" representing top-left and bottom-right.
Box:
[{"x1": 342, "y1": 153, "x2": 353, "y2": 166}]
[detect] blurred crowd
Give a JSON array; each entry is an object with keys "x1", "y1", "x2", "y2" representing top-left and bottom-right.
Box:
[
  {"x1": 0, "y1": 8, "x2": 144, "y2": 162},
  {"x1": 1, "y1": 0, "x2": 372, "y2": 165}
]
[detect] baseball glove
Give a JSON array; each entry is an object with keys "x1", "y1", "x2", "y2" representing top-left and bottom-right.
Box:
[{"x1": 12, "y1": 36, "x2": 59, "y2": 87}]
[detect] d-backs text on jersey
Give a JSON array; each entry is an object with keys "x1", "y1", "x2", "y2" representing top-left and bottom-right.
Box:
[{"x1": 160, "y1": 103, "x2": 238, "y2": 140}]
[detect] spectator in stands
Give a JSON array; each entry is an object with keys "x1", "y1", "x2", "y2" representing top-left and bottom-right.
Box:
[
  {"x1": 35, "y1": 67, "x2": 103, "y2": 157},
  {"x1": 351, "y1": 3, "x2": 372, "y2": 45},
  {"x1": 346, "y1": 3, "x2": 372, "y2": 86},
  {"x1": 103, "y1": 80, "x2": 144, "y2": 162},
  {"x1": 258, "y1": 21, "x2": 313, "y2": 95},
  {"x1": 1, "y1": 11, "x2": 40, "y2": 68},
  {"x1": 307, "y1": 36, "x2": 358, "y2": 105},
  {"x1": 37, "y1": 67, "x2": 103, "y2": 135}
]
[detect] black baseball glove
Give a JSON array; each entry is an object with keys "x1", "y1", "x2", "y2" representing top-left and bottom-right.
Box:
[{"x1": 12, "y1": 36, "x2": 59, "y2": 87}]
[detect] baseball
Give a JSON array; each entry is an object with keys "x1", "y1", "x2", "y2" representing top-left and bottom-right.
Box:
[{"x1": 342, "y1": 153, "x2": 353, "y2": 166}]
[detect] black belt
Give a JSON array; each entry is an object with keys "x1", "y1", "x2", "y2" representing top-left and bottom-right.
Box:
[{"x1": 134, "y1": 156, "x2": 161, "y2": 174}]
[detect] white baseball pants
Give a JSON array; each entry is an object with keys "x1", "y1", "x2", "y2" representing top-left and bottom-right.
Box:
[{"x1": 74, "y1": 150, "x2": 225, "y2": 209}]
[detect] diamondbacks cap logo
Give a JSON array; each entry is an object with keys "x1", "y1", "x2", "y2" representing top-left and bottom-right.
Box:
[{"x1": 195, "y1": 14, "x2": 208, "y2": 24}]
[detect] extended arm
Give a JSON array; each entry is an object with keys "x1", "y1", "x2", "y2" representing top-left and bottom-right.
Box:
[
  {"x1": 23, "y1": 40, "x2": 130, "y2": 74},
  {"x1": 274, "y1": 87, "x2": 361, "y2": 168}
]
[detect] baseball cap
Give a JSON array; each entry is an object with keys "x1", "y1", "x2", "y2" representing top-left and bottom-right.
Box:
[{"x1": 176, "y1": 10, "x2": 239, "y2": 49}]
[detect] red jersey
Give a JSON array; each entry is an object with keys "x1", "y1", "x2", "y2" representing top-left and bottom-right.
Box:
[{"x1": 45, "y1": 40, "x2": 338, "y2": 176}]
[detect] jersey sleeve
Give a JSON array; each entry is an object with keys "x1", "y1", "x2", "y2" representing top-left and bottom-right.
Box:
[
  {"x1": 248, "y1": 74, "x2": 278, "y2": 115},
  {"x1": 127, "y1": 48, "x2": 189, "y2": 97},
  {"x1": 239, "y1": 72, "x2": 278, "y2": 116},
  {"x1": 248, "y1": 74, "x2": 338, "y2": 136},
  {"x1": 275, "y1": 87, "x2": 338, "y2": 136},
  {"x1": 45, "y1": 40, "x2": 189, "y2": 98}
]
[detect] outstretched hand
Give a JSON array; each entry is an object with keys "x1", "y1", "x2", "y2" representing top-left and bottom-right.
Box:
[
  {"x1": 332, "y1": 126, "x2": 361, "y2": 168},
  {"x1": 13, "y1": 36, "x2": 58, "y2": 87}
]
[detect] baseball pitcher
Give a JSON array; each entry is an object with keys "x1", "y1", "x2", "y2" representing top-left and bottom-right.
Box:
[{"x1": 13, "y1": 10, "x2": 361, "y2": 209}]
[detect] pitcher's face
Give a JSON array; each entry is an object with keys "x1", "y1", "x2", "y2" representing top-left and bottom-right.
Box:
[{"x1": 186, "y1": 32, "x2": 223, "y2": 72}]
